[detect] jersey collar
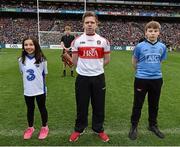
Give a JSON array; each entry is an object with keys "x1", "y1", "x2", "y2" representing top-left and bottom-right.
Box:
[
  {"x1": 26, "y1": 54, "x2": 35, "y2": 60},
  {"x1": 145, "y1": 38, "x2": 158, "y2": 45}
]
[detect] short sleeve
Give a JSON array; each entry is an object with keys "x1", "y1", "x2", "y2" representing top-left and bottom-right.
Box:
[
  {"x1": 18, "y1": 57, "x2": 23, "y2": 73},
  {"x1": 61, "y1": 36, "x2": 64, "y2": 42},
  {"x1": 43, "y1": 61, "x2": 48, "y2": 74},
  {"x1": 161, "y1": 44, "x2": 167, "y2": 61},
  {"x1": 133, "y1": 45, "x2": 140, "y2": 60},
  {"x1": 71, "y1": 39, "x2": 78, "y2": 53},
  {"x1": 103, "y1": 39, "x2": 110, "y2": 54}
]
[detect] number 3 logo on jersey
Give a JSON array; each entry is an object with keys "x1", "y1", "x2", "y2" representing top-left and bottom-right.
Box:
[{"x1": 26, "y1": 69, "x2": 35, "y2": 81}]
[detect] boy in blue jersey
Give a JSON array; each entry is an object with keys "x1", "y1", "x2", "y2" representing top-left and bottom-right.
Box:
[{"x1": 128, "y1": 21, "x2": 167, "y2": 140}]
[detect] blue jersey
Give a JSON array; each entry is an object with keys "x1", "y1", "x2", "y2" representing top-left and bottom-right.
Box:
[{"x1": 133, "y1": 39, "x2": 167, "y2": 79}]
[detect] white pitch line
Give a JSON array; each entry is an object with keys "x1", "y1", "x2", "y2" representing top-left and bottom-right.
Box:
[{"x1": 0, "y1": 128, "x2": 180, "y2": 137}]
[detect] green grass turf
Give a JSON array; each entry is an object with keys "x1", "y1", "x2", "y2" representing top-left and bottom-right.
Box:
[{"x1": 0, "y1": 48, "x2": 180, "y2": 145}]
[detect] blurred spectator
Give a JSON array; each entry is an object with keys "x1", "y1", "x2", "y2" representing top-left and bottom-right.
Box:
[{"x1": 0, "y1": 1, "x2": 179, "y2": 47}]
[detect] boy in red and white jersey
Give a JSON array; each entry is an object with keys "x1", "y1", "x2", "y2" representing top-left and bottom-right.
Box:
[
  {"x1": 69, "y1": 11, "x2": 110, "y2": 142},
  {"x1": 71, "y1": 32, "x2": 110, "y2": 76}
]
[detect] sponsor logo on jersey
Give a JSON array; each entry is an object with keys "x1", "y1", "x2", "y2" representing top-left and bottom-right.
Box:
[
  {"x1": 145, "y1": 54, "x2": 161, "y2": 63},
  {"x1": 78, "y1": 47, "x2": 104, "y2": 59},
  {"x1": 26, "y1": 69, "x2": 35, "y2": 81},
  {"x1": 143, "y1": 48, "x2": 148, "y2": 52},
  {"x1": 80, "y1": 41, "x2": 86, "y2": 44},
  {"x1": 87, "y1": 39, "x2": 94, "y2": 42}
]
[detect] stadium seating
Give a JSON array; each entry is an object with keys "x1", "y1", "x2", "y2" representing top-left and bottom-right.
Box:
[{"x1": 0, "y1": 1, "x2": 179, "y2": 47}]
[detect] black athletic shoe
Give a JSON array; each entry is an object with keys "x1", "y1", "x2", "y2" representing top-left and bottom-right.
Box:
[
  {"x1": 63, "y1": 70, "x2": 66, "y2": 77},
  {"x1": 148, "y1": 125, "x2": 165, "y2": 139},
  {"x1": 128, "y1": 126, "x2": 138, "y2": 140},
  {"x1": 71, "y1": 71, "x2": 74, "y2": 77}
]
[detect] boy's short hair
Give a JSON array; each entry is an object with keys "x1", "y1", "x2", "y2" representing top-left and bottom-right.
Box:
[
  {"x1": 145, "y1": 21, "x2": 161, "y2": 31},
  {"x1": 82, "y1": 11, "x2": 98, "y2": 24},
  {"x1": 65, "y1": 26, "x2": 71, "y2": 31}
]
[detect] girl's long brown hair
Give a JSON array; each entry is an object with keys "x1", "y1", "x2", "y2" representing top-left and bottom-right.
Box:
[{"x1": 21, "y1": 37, "x2": 46, "y2": 64}]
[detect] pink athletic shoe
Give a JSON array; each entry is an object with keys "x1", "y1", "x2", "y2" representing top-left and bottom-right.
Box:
[
  {"x1": 69, "y1": 131, "x2": 81, "y2": 142},
  {"x1": 98, "y1": 131, "x2": 110, "y2": 142},
  {"x1": 38, "y1": 126, "x2": 49, "y2": 140},
  {"x1": 23, "y1": 127, "x2": 35, "y2": 140}
]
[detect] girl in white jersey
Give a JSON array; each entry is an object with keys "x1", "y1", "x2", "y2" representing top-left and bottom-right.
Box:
[{"x1": 18, "y1": 37, "x2": 49, "y2": 140}]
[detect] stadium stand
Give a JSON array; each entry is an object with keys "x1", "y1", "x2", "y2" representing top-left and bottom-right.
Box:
[{"x1": 0, "y1": 0, "x2": 179, "y2": 49}]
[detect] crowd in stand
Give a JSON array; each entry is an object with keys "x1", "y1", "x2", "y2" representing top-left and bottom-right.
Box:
[
  {"x1": 1, "y1": 1, "x2": 179, "y2": 16},
  {"x1": 0, "y1": 17, "x2": 179, "y2": 48},
  {"x1": 0, "y1": 18, "x2": 37, "y2": 44},
  {"x1": 0, "y1": 1, "x2": 179, "y2": 48}
]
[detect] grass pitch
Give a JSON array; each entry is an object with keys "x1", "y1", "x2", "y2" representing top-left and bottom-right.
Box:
[{"x1": 0, "y1": 48, "x2": 180, "y2": 146}]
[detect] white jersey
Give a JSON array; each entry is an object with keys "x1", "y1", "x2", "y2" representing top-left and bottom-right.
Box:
[
  {"x1": 72, "y1": 33, "x2": 110, "y2": 76},
  {"x1": 18, "y1": 56, "x2": 48, "y2": 96}
]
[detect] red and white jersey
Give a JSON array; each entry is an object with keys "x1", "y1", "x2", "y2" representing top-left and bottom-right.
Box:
[{"x1": 72, "y1": 33, "x2": 110, "y2": 76}]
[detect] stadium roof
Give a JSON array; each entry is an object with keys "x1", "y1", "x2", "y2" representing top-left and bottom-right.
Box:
[
  {"x1": 39, "y1": 0, "x2": 180, "y2": 6},
  {"x1": 39, "y1": 0, "x2": 179, "y2": 3}
]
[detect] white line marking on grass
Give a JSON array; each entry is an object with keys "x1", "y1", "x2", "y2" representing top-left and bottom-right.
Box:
[
  {"x1": 0, "y1": 128, "x2": 180, "y2": 137},
  {"x1": 0, "y1": 52, "x2": 8, "y2": 54}
]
